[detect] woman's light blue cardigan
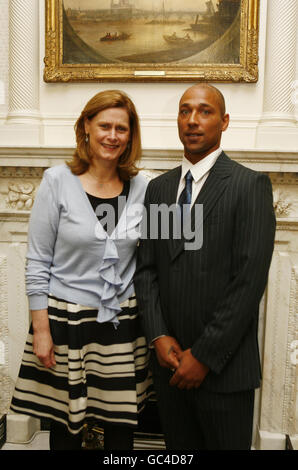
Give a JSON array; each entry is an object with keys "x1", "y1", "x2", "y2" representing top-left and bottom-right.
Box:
[{"x1": 25, "y1": 164, "x2": 148, "y2": 326}]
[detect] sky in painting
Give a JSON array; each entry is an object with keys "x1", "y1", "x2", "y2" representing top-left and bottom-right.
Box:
[{"x1": 63, "y1": 0, "x2": 210, "y2": 12}]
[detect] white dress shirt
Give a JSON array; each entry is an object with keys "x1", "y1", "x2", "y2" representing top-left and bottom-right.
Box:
[{"x1": 176, "y1": 147, "x2": 222, "y2": 207}]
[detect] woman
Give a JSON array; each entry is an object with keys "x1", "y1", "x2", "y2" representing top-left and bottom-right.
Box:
[{"x1": 10, "y1": 90, "x2": 153, "y2": 450}]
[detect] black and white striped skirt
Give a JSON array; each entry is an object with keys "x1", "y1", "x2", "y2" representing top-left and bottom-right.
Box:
[{"x1": 10, "y1": 295, "x2": 153, "y2": 434}]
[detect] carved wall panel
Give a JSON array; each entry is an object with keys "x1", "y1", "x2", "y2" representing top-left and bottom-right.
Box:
[
  {"x1": 0, "y1": 167, "x2": 44, "y2": 213},
  {"x1": 258, "y1": 223, "x2": 298, "y2": 449},
  {"x1": 0, "y1": 254, "x2": 11, "y2": 414},
  {"x1": 270, "y1": 172, "x2": 298, "y2": 218},
  {"x1": 0, "y1": 223, "x2": 30, "y2": 413}
]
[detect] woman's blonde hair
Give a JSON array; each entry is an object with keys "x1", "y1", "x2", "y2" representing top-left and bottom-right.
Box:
[{"x1": 67, "y1": 90, "x2": 142, "y2": 180}]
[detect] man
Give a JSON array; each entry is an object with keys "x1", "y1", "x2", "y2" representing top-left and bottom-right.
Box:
[{"x1": 134, "y1": 84, "x2": 276, "y2": 450}]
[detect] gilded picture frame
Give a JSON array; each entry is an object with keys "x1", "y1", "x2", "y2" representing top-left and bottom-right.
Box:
[{"x1": 44, "y1": 0, "x2": 259, "y2": 83}]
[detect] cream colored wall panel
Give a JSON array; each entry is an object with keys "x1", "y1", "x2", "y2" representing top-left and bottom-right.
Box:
[
  {"x1": 261, "y1": 250, "x2": 292, "y2": 429},
  {"x1": 0, "y1": 253, "x2": 11, "y2": 415},
  {"x1": 0, "y1": 237, "x2": 29, "y2": 414},
  {"x1": 7, "y1": 241, "x2": 29, "y2": 381},
  {"x1": 258, "y1": 221, "x2": 298, "y2": 449},
  {"x1": 40, "y1": 114, "x2": 263, "y2": 151}
]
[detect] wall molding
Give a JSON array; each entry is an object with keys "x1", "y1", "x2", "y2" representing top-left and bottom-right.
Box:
[{"x1": 0, "y1": 146, "x2": 297, "y2": 172}]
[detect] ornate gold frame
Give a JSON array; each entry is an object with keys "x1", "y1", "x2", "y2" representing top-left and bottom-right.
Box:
[{"x1": 44, "y1": 0, "x2": 259, "y2": 83}]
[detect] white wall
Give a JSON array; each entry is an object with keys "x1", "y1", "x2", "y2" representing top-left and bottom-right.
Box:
[
  {"x1": 38, "y1": 0, "x2": 268, "y2": 150},
  {"x1": 1, "y1": 0, "x2": 297, "y2": 152}
]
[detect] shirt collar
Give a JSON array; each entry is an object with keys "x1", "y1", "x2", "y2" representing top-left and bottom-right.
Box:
[{"x1": 181, "y1": 147, "x2": 222, "y2": 183}]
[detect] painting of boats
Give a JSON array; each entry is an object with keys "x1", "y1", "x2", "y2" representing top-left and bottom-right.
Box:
[
  {"x1": 62, "y1": 0, "x2": 241, "y2": 64},
  {"x1": 44, "y1": 0, "x2": 259, "y2": 82}
]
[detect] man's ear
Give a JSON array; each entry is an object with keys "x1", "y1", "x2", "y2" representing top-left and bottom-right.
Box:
[{"x1": 222, "y1": 113, "x2": 230, "y2": 132}]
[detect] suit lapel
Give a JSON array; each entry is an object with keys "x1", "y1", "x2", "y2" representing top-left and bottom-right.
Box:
[
  {"x1": 192, "y1": 151, "x2": 232, "y2": 225},
  {"x1": 162, "y1": 166, "x2": 181, "y2": 206},
  {"x1": 161, "y1": 166, "x2": 183, "y2": 260},
  {"x1": 170, "y1": 152, "x2": 233, "y2": 261}
]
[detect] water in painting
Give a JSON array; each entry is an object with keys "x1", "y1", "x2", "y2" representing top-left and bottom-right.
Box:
[{"x1": 63, "y1": 0, "x2": 241, "y2": 64}]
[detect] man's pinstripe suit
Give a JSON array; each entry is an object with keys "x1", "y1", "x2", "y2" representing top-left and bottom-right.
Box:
[{"x1": 134, "y1": 151, "x2": 276, "y2": 449}]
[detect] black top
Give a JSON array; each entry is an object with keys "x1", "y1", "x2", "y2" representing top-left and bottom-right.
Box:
[{"x1": 86, "y1": 180, "x2": 130, "y2": 235}]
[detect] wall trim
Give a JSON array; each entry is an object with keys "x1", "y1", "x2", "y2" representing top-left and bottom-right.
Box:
[{"x1": 0, "y1": 146, "x2": 297, "y2": 172}]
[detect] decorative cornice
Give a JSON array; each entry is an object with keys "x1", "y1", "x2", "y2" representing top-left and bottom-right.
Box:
[
  {"x1": 270, "y1": 173, "x2": 298, "y2": 185},
  {"x1": 0, "y1": 147, "x2": 297, "y2": 172},
  {"x1": 276, "y1": 219, "x2": 298, "y2": 231},
  {"x1": 0, "y1": 212, "x2": 30, "y2": 222},
  {"x1": 0, "y1": 166, "x2": 44, "y2": 178}
]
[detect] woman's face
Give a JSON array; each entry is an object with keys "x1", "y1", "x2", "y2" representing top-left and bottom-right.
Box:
[{"x1": 84, "y1": 107, "x2": 130, "y2": 165}]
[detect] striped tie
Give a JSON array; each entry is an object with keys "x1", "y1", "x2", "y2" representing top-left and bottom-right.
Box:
[{"x1": 178, "y1": 170, "x2": 193, "y2": 214}]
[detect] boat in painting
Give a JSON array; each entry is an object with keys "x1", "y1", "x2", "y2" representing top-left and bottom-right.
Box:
[
  {"x1": 100, "y1": 32, "x2": 131, "y2": 41},
  {"x1": 163, "y1": 33, "x2": 193, "y2": 46}
]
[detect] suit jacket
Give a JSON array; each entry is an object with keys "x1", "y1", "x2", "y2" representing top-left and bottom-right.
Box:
[{"x1": 134, "y1": 152, "x2": 276, "y2": 393}]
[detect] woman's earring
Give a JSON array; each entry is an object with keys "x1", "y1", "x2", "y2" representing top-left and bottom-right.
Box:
[{"x1": 85, "y1": 134, "x2": 89, "y2": 143}]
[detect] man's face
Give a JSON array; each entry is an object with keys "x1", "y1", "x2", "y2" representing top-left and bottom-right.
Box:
[{"x1": 177, "y1": 86, "x2": 229, "y2": 164}]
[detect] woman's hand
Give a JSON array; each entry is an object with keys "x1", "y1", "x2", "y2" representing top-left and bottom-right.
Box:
[{"x1": 31, "y1": 309, "x2": 56, "y2": 369}]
